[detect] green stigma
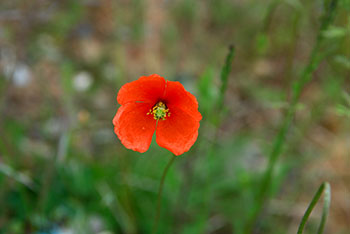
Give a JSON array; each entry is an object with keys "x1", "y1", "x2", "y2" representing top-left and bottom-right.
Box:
[{"x1": 147, "y1": 101, "x2": 170, "y2": 120}]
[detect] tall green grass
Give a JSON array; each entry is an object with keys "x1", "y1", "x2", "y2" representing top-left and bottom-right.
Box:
[
  {"x1": 297, "y1": 182, "x2": 331, "y2": 234},
  {"x1": 244, "y1": 0, "x2": 339, "y2": 232}
]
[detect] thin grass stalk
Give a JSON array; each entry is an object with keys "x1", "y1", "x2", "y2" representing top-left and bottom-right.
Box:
[
  {"x1": 297, "y1": 182, "x2": 331, "y2": 234},
  {"x1": 217, "y1": 45, "x2": 235, "y2": 112},
  {"x1": 317, "y1": 182, "x2": 331, "y2": 234},
  {"x1": 244, "y1": 0, "x2": 339, "y2": 232},
  {"x1": 262, "y1": 0, "x2": 282, "y2": 33},
  {"x1": 174, "y1": 45, "x2": 236, "y2": 233},
  {"x1": 198, "y1": 45, "x2": 236, "y2": 232}
]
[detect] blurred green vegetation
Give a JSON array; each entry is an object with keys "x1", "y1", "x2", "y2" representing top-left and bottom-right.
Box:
[{"x1": 0, "y1": 0, "x2": 350, "y2": 234}]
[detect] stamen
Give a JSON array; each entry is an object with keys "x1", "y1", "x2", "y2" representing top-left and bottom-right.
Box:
[{"x1": 147, "y1": 101, "x2": 170, "y2": 120}]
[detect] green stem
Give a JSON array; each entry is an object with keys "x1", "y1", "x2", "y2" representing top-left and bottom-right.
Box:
[
  {"x1": 152, "y1": 154, "x2": 176, "y2": 234},
  {"x1": 244, "y1": 0, "x2": 338, "y2": 232},
  {"x1": 297, "y1": 182, "x2": 331, "y2": 234}
]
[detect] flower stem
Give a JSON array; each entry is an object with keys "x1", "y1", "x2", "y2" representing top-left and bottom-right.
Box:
[{"x1": 152, "y1": 154, "x2": 176, "y2": 234}]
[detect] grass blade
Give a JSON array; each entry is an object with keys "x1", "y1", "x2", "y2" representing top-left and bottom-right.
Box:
[
  {"x1": 217, "y1": 45, "x2": 235, "y2": 111},
  {"x1": 297, "y1": 182, "x2": 331, "y2": 234}
]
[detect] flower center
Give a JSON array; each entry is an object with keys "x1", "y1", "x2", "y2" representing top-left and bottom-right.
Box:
[{"x1": 147, "y1": 101, "x2": 170, "y2": 120}]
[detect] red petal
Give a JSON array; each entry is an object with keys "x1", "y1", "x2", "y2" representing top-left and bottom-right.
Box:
[
  {"x1": 163, "y1": 81, "x2": 202, "y2": 121},
  {"x1": 156, "y1": 107, "x2": 200, "y2": 155},
  {"x1": 117, "y1": 74, "x2": 166, "y2": 105},
  {"x1": 113, "y1": 102, "x2": 156, "y2": 153}
]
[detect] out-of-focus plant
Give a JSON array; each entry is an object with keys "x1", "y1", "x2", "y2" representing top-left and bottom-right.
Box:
[
  {"x1": 336, "y1": 92, "x2": 350, "y2": 117},
  {"x1": 245, "y1": 0, "x2": 339, "y2": 232}
]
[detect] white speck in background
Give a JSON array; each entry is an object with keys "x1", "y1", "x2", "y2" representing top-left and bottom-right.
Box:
[
  {"x1": 12, "y1": 64, "x2": 32, "y2": 87},
  {"x1": 73, "y1": 71, "x2": 93, "y2": 92}
]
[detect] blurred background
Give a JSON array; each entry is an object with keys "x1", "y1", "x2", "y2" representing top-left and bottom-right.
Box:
[{"x1": 0, "y1": 0, "x2": 349, "y2": 233}]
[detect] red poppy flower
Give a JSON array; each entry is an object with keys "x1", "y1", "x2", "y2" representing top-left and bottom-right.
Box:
[{"x1": 112, "y1": 74, "x2": 202, "y2": 156}]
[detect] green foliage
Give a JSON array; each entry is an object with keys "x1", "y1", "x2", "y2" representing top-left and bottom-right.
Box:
[
  {"x1": 0, "y1": 0, "x2": 349, "y2": 233},
  {"x1": 245, "y1": 0, "x2": 340, "y2": 232}
]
